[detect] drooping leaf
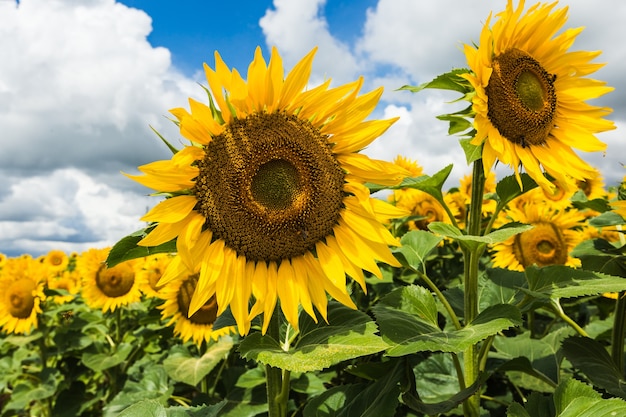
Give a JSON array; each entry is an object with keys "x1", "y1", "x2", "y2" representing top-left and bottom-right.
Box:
[
  {"x1": 571, "y1": 191, "x2": 612, "y2": 213},
  {"x1": 460, "y1": 138, "x2": 483, "y2": 164},
  {"x1": 366, "y1": 165, "x2": 453, "y2": 202},
  {"x1": 588, "y1": 211, "x2": 626, "y2": 227},
  {"x1": 106, "y1": 227, "x2": 176, "y2": 268},
  {"x1": 164, "y1": 337, "x2": 234, "y2": 386},
  {"x1": 238, "y1": 303, "x2": 389, "y2": 373},
  {"x1": 303, "y1": 361, "x2": 402, "y2": 417},
  {"x1": 561, "y1": 336, "x2": 626, "y2": 399}
]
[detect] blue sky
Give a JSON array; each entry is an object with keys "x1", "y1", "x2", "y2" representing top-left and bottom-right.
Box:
[{"x1": 0, "y1": 0, "x2": 624, "y2": 257}]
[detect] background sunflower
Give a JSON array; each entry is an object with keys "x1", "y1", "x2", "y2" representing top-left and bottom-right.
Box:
[{"x1": 463, "y1": 0, "x2": 615, "y2": 192}]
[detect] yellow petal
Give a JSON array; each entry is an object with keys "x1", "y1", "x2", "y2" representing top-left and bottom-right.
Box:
[{"x1": 141, "y1": 195, "x2": 197, "y2": 223}]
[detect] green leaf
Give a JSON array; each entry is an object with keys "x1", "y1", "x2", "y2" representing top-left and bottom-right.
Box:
[
  {"x1": 588, "y1": 211, "x2": 626, "y2": 227},
  {"x1": 523, "y1": 265, "x2": 626, "y2": 300},
  {"x1": 507, "y1": 393, "x2": 554, "y2": 417},
  {"x1": 428, "y1": 221, "x2": 532, "y2": 251},
  {"x1": 561, "y1": 336, "x2": 626, "y2": 399},
  {"x1": 554, "y1": 378, "x2": 626, "y2": 417},
  {"x1": 165, "y1": 401, "x2": 227, "y2": 417},
  {"x1": 118, "y1": 400, "x2": 166, "y2": 417},
  {"x1": 393, "y1": 230, "x2": 443, "y2": 271},
  {"x1": 164, "y1": 337, "x2": 234, "y2": 386},
  {"x1": 82, "y1": 342, "x2": 133, "y2": 372},
  {"x1": 571, "y1": 191, "x2": 613, "y2": 213},
  {"x1": 571, "y1": 239, "x2": 626, "y2": 277},
  {"x1": 495, "y1": 173, "x2": 538, "y2": 207},
  {"x1": 238, "y1": 303, "x2": 389, "y2": 372},
  {"x1": 104, "y1": 366, "x2": 173, "y2": 416},
  {"x1": 303, "y1": 361, "x2": 402, "y2": 417},
  {"x1": 398, "y1": 68, "x2": 472, "y2": 94},
  {"x1": 366, "y1": 164, "x2": 453, "y2": 200},
  {"x1": 106, "y1": 227, "x2": 176, "y2": 268},
  {"x1": 374, "y1": 287, "x2": 521, "y2": 355},
  {"x1": 460, "y1": 138, "x2": 483, "y2": 164}
]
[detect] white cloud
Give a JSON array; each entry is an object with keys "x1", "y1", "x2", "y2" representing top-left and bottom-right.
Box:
[{"x1": 0, "y1": 168, "x2": 150, "y2": 256}]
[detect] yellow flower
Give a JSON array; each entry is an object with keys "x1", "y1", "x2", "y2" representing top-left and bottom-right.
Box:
[
  {"x1": 76, "y1": 248, "x2": 142, "y2": 312},
  {"x1": 127, "y1": 47, "x2": 408, "y2": 335},
  {"x1": 43, "y1": 249, "x2": 69, "y2": 273},
  {"x1": 158, "y1": 258, "x2": 235, "y2": 347},
  {"x1": 136, "y1": 253, "x2": 173, "y2": 299},
  {"x1": 459, "y1": 170, "x2": 498, "y2": 215},
  {"x1": 463, "y1": 0, "x2": 614, "y2": 192},
  {"x1": 0, "y1": 257, "x2": 46, "y2": 335},
  {"x1": 47, "y1": 270, "x2": 81, "y2": 304},
  {"x1": 491, "y1": 203, "x2": 584, "y2": 271}
]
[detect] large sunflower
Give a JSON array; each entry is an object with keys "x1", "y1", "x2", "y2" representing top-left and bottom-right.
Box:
[
  {"x1": 0, "y1": 256, "x2": 46, "y2": 335},
  {"x1": 76, "y1": 248, "x2": 142, "y2": 312},
  {"x1": 463, "y1": 0, "x2": 615, "y2": 192},
  {"x1": 128, "y1": 47, "x2": 408, "y2": 335},
  {"x1": 490, "y1": 203, "x2": 584, "y2": 271}
]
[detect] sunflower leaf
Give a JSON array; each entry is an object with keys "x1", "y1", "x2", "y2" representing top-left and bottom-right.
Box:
[
  {"x1": 393, "y1": 230, "x2": 443, "y2": 272},
  {"x1": 238, "y1": 303, "x2": 388, "y2": 373},
  {"x1": 398, "y1": 68, "x2": 472, "y2": 95},
  {"x1": 495, "y1": 173, "x2": 539, "y2": 206},
  {"x1": 522, "y1": 265, "x2": 626, "y2": 300},
  {"x1": 571, "y1": 239, "x2": 626, "y2": 277},
  {"x1": 460, "y1": 138, "x2": 483, "y2": 164},
  {"x1": 163, "y1": 337, "x2": 234, "y2": 386},
  {"x1": 427, "y1": 221, "x2": 532, "y2": 251},
  {"x1": 562, "y1": 336, "x2": 626, "y2": 400},
  {"x1": 106, "y1": 227, "x2": 177, "y2": 268},
  {"x1": 553, "y1": 378, "x2": 626, "y2": 417},
  {"x1": 373, "y1": 286, "x2": 522, "y2": 356}
]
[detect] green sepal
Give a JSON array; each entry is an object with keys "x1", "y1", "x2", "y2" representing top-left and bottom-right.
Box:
[{"x1": 150, "y1": 125, "x2": 179, "y2": 154}]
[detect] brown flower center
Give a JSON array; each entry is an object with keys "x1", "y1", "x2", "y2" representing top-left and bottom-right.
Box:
[
  {"x1": 96, "y1": 263, "x2": 135, "y2": 298},
  {"x1": 512, "y1": 222, "x2": 568, "y2": 267},
  {"x1": 486, "y1": 48, "x2": 557, "y2": 147},
  {"x1": 7, "y1": 278, "x2": 37, "y2": 319},
  {"x1": 195, "y1": 111, "x2": 345, "y2": 262},
  {"x1": 177, "y1": 274, "x2": 218, "y2": 325}
]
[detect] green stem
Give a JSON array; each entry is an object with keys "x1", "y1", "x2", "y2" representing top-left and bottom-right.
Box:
[
  {"x1": 115, "y1": 307, "x2": 122, "y2": 345},
  {"x1": 612, "y1": 292, "x2": 626, "y2": 373},
  {"x1": 551, "y1": 300, "x2": 588, "y2": 337},
  {"x1": 463, "y1": 159, "x2": 486, "y2": 417},
  {"x1": 266, "y1": 308, "x2": 288, "y2": 417}
]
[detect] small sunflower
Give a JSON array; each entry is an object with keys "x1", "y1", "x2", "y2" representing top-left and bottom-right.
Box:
[
  {"x1": 459, "y1": 170, "x2": 498, "y2": 215},
  {"x1": 136, "y1": 253, "x2": 173, "y2": 299},
  {"x1": 491, "y1": 203, "x2": 584, "y2": 271},
  {"x1": 463, "y1": 0, "x2": 615, "y2": 192},
  {"x1": 159, "y1": 258, "x2": 235, "y2": 346},
  {"x1": 76, "y1": 248, "x2": 142, "y2": 312},
  {"x1": 47, "y1": 270, "x2": 81, "y2": 304},
  {"x1": 0, "y1": 257, "x2": 46, "y2": 335},
  {"x1": 128, "y1": 47, "x2": 408, "y2": 334},
  {"x1": 43, "y1": 249, "x2": 69, "y2": 273}
]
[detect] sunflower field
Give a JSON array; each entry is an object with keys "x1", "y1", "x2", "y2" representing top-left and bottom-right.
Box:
[{"x1": 2, "y1": 1, "x2": 626, "y2": 416}]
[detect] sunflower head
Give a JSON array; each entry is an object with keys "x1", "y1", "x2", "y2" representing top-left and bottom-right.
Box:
[
  {"x1": 491, "y1": 203, "x2": 584, "y2": 271},
  {"x1": 77, "y1": 248, "x2": 142, "y2": 312},
  {"x1": 463, "y1": 0, "x2": 615, "y2": 192},
  {"x1": 0, "y1": 257, "x2": 46, "y2": 334},
  {"x1": 127, "y1": 47, "x2": 409, "y2": 334}
]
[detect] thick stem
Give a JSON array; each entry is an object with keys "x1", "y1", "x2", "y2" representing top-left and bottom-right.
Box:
[
  {"x1": 462, "y1": 159, "x2": 486, "y2": 417},
  {"x1": 266, "y1": 308, "x2": 288, "y2": 417}
]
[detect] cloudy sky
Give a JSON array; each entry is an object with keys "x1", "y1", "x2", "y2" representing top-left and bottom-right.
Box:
[{"x1": 1, "y1": 0, "x2": 624, "y2": 257}]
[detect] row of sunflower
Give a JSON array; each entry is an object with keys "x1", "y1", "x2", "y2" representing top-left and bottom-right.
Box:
[{"x1": 4, "y1": 0, "x2": 626, "y2": 415}]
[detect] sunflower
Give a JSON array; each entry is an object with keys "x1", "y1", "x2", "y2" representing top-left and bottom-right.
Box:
[
  {"x1": 0, "y1": 256, "x2": 46, "y2": 335},
  {"x1": 43, "y1": 249, "x2": 69, "y2": 273},
  {"x1": 76, "y1": 248, "x2": 142, "y2": 312},
  {"x1": 462, "y1": 0, "x2": 614, "y2": 193},
  {"x1": 490, "y1": 203, "x2": 584, "y2": 271},
  {"x1": 459, "y1": 170, "x2": 498, "y2": 215},
  {"x1": 159, "y1": 257, "x2": 235, "y2": 346},
  {"x1": 136, "y1": 253, "x2": 173, "y2": 299},
  {"x1": 128, "y1": 47, "x2": 408, "y2": 335},
  {"x1": 47, "y1": 270, "x2": 81, "y2": 304}
]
